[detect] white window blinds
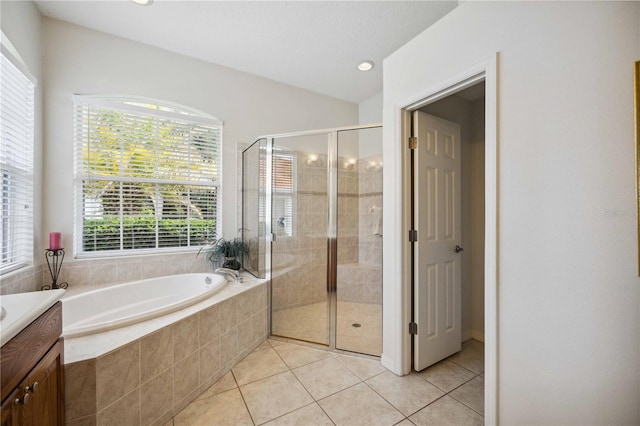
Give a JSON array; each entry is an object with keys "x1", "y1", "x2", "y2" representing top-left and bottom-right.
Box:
[
  {"x1": 260, "y1": 150, "x2": 295, "y2": 237},
  {"x1": 0, "y1": 52, "x2": 35, "y2": 273},
  {"x1": 74, "y1": 96, "x2": 221, "y2": 256}
]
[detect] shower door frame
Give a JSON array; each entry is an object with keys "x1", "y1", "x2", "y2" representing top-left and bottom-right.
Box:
[{"x1": 259, "y1": 123, "x2": 382, "y2": 351}]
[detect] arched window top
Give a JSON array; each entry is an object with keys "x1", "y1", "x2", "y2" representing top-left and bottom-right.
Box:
[{"x1": 73, "y1": 94, "x2": 222, "y2": 126}]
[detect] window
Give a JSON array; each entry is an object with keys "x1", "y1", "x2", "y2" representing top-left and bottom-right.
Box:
[
  {"x1": 272, "y1": 152, "x2": 295, "y2": 236},
  {"x1": 259, "y1": 148, "x2": 295, "y2": 237},
  {"x1": 74, "y1": 96, "x2": 221, "y2": 256},
  {"x1": 0, "y1": 51, "x2": 35, "y2": 273}
]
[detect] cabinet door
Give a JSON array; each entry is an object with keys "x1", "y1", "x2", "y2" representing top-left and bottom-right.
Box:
[
  {"x1": 20, "y1": 339, "x2": 65, "y2": 426},
  {"x1": 1, "y1": 388, "x2": 19, "y2": 426}
]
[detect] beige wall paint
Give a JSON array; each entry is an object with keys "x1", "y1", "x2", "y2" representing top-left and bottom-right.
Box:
[
  {"x1": 383, "y1": 1, "x2": 640, "y2": 423},
  {"x1": 41, "y1": 17, "x2": 358, "y2": 258}
]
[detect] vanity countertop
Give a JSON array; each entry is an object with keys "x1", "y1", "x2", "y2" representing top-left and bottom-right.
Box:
[{"x1": 0, "y1": 289, "x2": 65, "y2": 346}]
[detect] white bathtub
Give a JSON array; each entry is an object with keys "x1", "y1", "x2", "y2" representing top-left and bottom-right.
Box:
[{"x1": 62, "y1": 273, "x2": 227, "y2": 338}]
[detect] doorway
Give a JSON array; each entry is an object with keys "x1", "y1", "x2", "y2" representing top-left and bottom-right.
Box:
[
  {"x1": 394, "y1": 57, "x2": 498, "y2": 422},
  {"x1": 412, "y1": 83, "x2": 486, "y2": 371}
]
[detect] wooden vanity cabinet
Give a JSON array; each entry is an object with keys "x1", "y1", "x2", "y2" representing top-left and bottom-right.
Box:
[{"x1": 1, "y1": 302, "x2": 65, "y2": 426}]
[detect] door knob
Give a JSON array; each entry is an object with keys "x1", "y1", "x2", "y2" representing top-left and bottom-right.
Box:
[
  {"x1": 14, "y1": 393, "x2": 29, "y2": 405},
  {"x1": 25, "y1": 382, "x2": 39, "y2": 393},
  {"x1": 454, "y1": 245, "x2": 464, "y2": 253}
]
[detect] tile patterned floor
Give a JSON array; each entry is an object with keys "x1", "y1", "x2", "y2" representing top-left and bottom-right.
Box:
[{"x1": 167, "y1": 339, "x2": 484, "y2": 426}]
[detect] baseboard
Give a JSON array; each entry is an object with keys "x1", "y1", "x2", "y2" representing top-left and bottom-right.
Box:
[
  {"x1": 380, "y1": 353, "x2": 397, "y2": 374},
  {"x1": 462, "y1": 329, "x2": 485, "y2": 343}
]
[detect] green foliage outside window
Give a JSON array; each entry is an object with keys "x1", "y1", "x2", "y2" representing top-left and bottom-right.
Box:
[{"x1": 77, "y1": 100, "x2": 220, "y2": 254}]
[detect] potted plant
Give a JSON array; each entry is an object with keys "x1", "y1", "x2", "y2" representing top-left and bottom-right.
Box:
[{"x1": 200, "y1": 237, "x2": 249, "y2": 270}]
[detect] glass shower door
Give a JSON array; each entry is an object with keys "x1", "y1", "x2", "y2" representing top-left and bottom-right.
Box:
[
  {"x1": 241, "y1": 139, "x2": 267, "y2": 278},
  {"x1": 335, "y1": 127, "x2": 383, "y2": 356},
  {"x1": 270, "y1": 133, "x2": 330, "y2": 345}
]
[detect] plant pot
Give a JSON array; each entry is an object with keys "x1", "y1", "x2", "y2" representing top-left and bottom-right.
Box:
[{"x1": 222, "y1": 256, "x2": 241, "y2": 270}]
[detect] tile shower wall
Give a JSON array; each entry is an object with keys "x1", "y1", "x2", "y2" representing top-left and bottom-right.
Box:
[
  {"x1": 271, "y1": 152, "x2": 383, "y2": 311},
  {"x1": 271, "y1": 152, "x2": 327, "y2": 311},
  {"x1": 336, "y1": 154, "x2": 383, "y2": 305},
  {"x1": 358, "y1": 154, "x2": 383, "y2": 267},
  {"x1": 65, "y1": 283, "x2": 268, "y2": 426}
]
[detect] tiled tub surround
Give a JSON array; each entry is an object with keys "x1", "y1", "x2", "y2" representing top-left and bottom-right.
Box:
[
  {"x1": 0, "y1": 264, "x2": 44, "y2": 295},
  {"x1": 63, "y1": 273, "x2": 268, "y2": 426},
  {"x1": 1, "y1": 251, "x2": 210, "y2": 296}
]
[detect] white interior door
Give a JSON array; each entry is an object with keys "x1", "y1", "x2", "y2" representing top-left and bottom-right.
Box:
[{"x1": 413, "y1": 111, "x2": 462, "y2": 371}]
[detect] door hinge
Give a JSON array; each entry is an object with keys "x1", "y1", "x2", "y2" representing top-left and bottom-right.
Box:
[
  {"x1": 408, "y1": 136, "x2": 418, "y2": 150},
  {"x1": 409, "y1": 322, "x2": 418, "y2": 335},
  {"x1": 269, "y1": 233, "x2": 277, "y2": 242},
  {"x1": 409, "y1": 230, "x2": 417, "y2": 242}
]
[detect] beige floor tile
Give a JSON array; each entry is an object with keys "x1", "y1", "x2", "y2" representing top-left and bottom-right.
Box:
[
  {"x1": 337, "y1": 354, "x2": 387, "y2": 380},
  {"x1": 264, "y1": 403, "x2": 334, "y2": 426},
  {"x1": 254, "y1": 340, "x2": 273, "y2": 351},
  {"x1": 232, "y1": 347, "x2": 289, "y2": 385},
  {"x1": 174, "y1": 388, "x2": 253, "y2": 426},
  {"x1": 449, "y1": 339, "x2": 484, "y2": 374},
  {"x1": 240, "y1": 371, "x2": 314, "y2": 425},
  {"x1": 268, "y1": 338, "x2": 287, "y2": 347},
  {"x1": 415, "y1": 360, "x2": 475, "y2": 392},
  {"x1": 409, "y1": 395, "x2": 483, "y2": 426},
  {"x1": 197, "y1": 371, "x2": 237, "y2": 401},
  {"x1": 394, "y1": 420, "x2": 415, "y2": 426},
  {"x1": 273, "y1": 342, "x2": 332, "y2": 369},
  {"x1": 450, "y1": 376, "x2": 484, "y2": 415},
  {"x1": 319, "y1": 382, "x2": 404, "y2": 426},
  {"x1": 366, "y1": 371, "x2": 444, "y2": 416},
  {"x1": 292, "y1": 357, "x2": 361, "y2": 400}
]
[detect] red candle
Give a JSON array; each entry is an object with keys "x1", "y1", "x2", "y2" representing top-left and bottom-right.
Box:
[{"x1": 49, "y1": 232, "x2": 62, "y2": 250}]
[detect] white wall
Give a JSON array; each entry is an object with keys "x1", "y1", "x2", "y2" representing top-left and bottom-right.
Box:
[
  {"x1": 383, "y1": 1, "x2": 639, "y2": 424},
  {"x1": 42, "y1": 17, "x2": 357, "y2": 256},
  {"x1": 359, "y1": 91, "x2": 382, "y2": 124},
  {"x1": 1, "y1": 1, "x2": 42, "y2": 260},
  {"x1": 358, "y1": 92, "x2": 383, "y2": 159}
]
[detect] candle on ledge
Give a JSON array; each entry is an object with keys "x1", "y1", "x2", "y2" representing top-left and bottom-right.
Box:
[{"x1": 49, "y1": 232, "x2": 62, "y2": 250}]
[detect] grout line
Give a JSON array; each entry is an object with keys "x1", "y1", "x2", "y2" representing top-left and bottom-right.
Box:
[
  {"x1": 360, "y1": 378, "x2": 407, "y2": 417},
  {"x1": 313, "y1": 380, "x2": 363, "y2": 403},
  {"x1": 446, "y1": 377, "x2": 484, "y2": 418},
  {"x1": 447, "y1": 357, "x2": 483, "y2": 375},
  {"x1": 334, "y1": 355, "x2": 387, "y2": 382},
  {"x1": 447, "y1": 391, "x2": 484, "y2": 418},
  {"x1": 232, "y1": 369, "x2": 257, "y2": 426}
]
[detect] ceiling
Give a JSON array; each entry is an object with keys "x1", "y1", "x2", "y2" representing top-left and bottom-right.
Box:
[{"x1": 35, "y1": 1, "x2": 458, "y2": 104}]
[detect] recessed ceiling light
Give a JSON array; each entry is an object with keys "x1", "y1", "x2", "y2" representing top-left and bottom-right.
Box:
[
  {"x1": 131, "y1": 0, "x2": 153, "y2": 5},
  {"x1": 358, "y1": 60, "x2": 375, "y2": 72}
]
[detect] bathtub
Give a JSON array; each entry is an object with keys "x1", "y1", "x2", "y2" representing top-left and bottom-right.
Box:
[
  {"x1": 62, "y1": 273, "x2": 227, "y2": 338},
  {"x1": 62, "y1": 273, "x2": 268, "y2": 425}
]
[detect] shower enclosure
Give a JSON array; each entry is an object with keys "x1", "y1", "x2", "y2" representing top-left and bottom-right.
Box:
[{"x1": 242, "y1": 124, "x2": 382, "y2": 356}]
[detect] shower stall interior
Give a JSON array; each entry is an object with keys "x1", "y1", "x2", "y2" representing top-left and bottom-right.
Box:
[{"x1": 242, "y1": 124, "x2": 382, "y2": 356}]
